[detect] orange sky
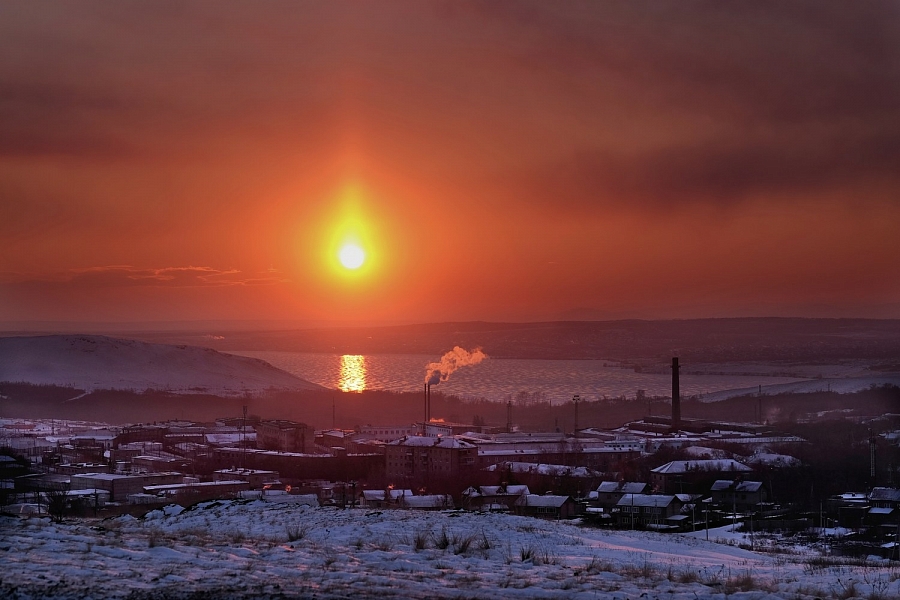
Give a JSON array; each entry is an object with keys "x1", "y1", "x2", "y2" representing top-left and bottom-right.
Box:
[{"x1": 2, "y1": 2, "x2": 899, "y2": 326}]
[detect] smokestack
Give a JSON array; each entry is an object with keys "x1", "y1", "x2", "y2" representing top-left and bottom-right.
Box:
[
  {"x1": 671, "y1": 357, "x2": 681, "y2": 432},
  {"x1": 424, "y1": 383, "x2": 428, "y2": 424},
  {"x1": 427, "y1": 384, "x2": 431, "y2": 422}
]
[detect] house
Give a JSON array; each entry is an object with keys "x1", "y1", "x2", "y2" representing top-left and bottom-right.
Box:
[
  {"x1": 589, "y1": 481, "x2": 648, "y2": 512},
  {"x1": 870, "y1": 487, "x2": 900, "y2": 510},
  {"x1": 710, "y1": 480, "x2": 767, "y2": 511},
  {"x1": 401, "y1": 494, "x2": 454, "y2": 510},
  {"x1": 868, "y1": 488, "x2": 900, "y2": 526},
  {"x1": 615, "y1": 494, "x2": 685, "y2": 529},
  {"x1": 358, "y1": 488, "x2": 414, "y2": 509},
  {"x1": 651, "y1": 459, "x2": 753, "y2": 494},
  {"x1": 513, "y1": 494, "x2": 579, "y2": 520},
  {"x1": 462, "y1": 484, "x2": 530, "y2": 512}
]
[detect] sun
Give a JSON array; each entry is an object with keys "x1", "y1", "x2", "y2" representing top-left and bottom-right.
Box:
[{"x1": 338, "y1": 243, "x2": 366, "y2": 269}]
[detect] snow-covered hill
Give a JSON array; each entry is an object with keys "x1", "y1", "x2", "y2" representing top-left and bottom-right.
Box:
[
  {"x1": 2, "y1": 500, "x2": 898, "y2": 599},
  {"x1": 0, "y1": 335, "x2": 323, "y2": 395}
]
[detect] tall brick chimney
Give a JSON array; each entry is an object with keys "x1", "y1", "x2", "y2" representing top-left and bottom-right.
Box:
[{"x1": 672, "y1": 357, "x2": 681, "y2": 432}]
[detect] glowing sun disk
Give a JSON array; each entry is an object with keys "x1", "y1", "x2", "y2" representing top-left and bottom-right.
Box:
[{"x1": 338, "y1": 244, "x2": 365, "y2": 269}]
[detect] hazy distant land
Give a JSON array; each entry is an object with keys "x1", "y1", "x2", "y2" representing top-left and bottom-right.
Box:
[
  {"x1": 127, "y1": 317, "x2": 900, "y2": 364},
  {"x1": 2, "y1": 319, "x2": 899, "y2": 426}
]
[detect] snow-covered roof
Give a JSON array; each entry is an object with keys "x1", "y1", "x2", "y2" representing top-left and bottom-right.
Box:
[
  {"x1": 617, "y1": 494, "x2": 679, "y2": 508},
  {"x1": 362, "y1": 489, "x2": 413, "y2": 501},
  {"x1": 651, "y1": 460, "x2": 752, "y2": 474},
  {"x1": 870, "y1": 487, "x2": 900, "y2": 502},
  {"x1": 710, "y1": 480, "x2": 763, "y2": 493},
  {"x1": 205, "y1": 433, "x2": 255, "y2": 445},
  {"x1": 144, "y1": 480, "x2": 249, "y2": 492},
  {"x1": 516, "y1": 494, "x2": 572, "y2": 508},
  {"x1": 478, "y1": 484, "x2": 530, "y2": 497},
  {"x1": 597, "y1": 481, "x2": 647, "y2": 494},
  {"x1": 388, "y1": 436, "x2": 476, "y2": 449}
]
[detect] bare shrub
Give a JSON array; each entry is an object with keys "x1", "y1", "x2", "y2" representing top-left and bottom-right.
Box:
[
  {"x1": 520, "y1": 545, "x2": 535, "y2": 562},
  {"x1": 433, "y1": 527, "x2": 451, "y2": 550},
  {"x1": 285, "y1": 524, "x2": 309, "y2": 542},
  {"x1": 478, "y1": 530, "x2": 492, "y2": 551},
  {"x1": 45, "y1": 486, "x2": 69, "y2": 524},
  {"x1": 724, "y1": 570, "x2": 758, "y2": 594},
  {"x1": 413, "y1": 530, "x2": 429, "y2": 551},
  {"x1": 677, "y1": 569, "x2": 699, "y2": 584},
  {"x1": 622, "y1": 556, "x2": 655, "y2": 579},
  {"x1": 538, "y1": 546, "x2": 560, "y2": 566},
  {"x1": 147, "y1": 528, "x2": 166, "y2": 548},
  {"x1": 453, "y1": 534, "x2": 475, "y2": 555},
  {"x1": 375, "y1": 536, "x2": 394, "y2": 551},
  {"x1": 229, "y1": 530, "x2": 246, "y2": 545}
]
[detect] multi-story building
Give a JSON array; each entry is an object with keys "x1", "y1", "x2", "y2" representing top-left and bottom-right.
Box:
[
  {"x1": 255, "y1": 420, "x2": 312, "y2": 453},
  {"x1": 357, "y1": 424, "x2": 418, "y2": 443},
  {"x1": 384, "y1": 436, "x2": 476, "y2": 483}
]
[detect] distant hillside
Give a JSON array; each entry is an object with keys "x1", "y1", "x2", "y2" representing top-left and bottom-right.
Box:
[
  {"x1": 133, "y1": 317, "x2": 900, "y2": 363},
  {"x1": 0, "y1": 335, "x2": 322, "y2": 395}
]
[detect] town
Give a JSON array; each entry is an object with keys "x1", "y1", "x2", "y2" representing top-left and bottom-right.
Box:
[{"x1": 5, "y1": 370, "x2": 900, "y2": 562}]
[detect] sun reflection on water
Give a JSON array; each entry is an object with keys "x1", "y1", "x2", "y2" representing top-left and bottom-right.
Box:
[{"x1": 339, "y1": 354, "x2": 367, "y2": 392}]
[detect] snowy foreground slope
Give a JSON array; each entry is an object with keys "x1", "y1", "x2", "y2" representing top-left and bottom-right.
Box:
[
  {"x1": 3, "y1": 501, "x2": 900, "y2": 600},
  {"x1": 0, "y1": 335, "x2": 322, "y2": 395}
]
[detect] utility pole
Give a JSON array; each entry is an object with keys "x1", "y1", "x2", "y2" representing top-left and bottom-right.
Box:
[
  {"x1": 240, "y1": 405, "x2": 247, "y2": 470},
  {"x1": 573, "y1": 394, "x2": 580, "y2": 437},
  {"x1": 870, "y1": 429, "x2": 877, "y2": 488}
]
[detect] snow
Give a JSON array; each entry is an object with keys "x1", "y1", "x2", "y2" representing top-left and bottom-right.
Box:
[
  {"x1": 682, "y1": 446, "x2": 729, "y2": 459},
  {"x1": 4, "y1": 501, "x2": 900, "y2": 599},
  {"x1": 0, "y1": 335, "x2": 323, "y2": 395},
  {"x1": 485, "y1": 462, "x2": 598, "y2": 477},
  {"x1": 745, "y1": 452, "x2": 801, "y2": 467},
  {"x1": 389, "y1": 436, "x2": 476, "y2": 449},
  {"x1": 652, "y1": 459, "x2": 753, "y2": 474}
]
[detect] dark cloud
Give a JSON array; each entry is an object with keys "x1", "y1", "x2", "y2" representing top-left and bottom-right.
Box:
[
  {"x1": 459, "y1": 1, "x2": 900, "y2": 124},
  {"x1": 1, "y1": 266, "x2": 289, "y2": 288},
  {"x1": 495, "y1": 127, "x2": 900, "y2": 211}
]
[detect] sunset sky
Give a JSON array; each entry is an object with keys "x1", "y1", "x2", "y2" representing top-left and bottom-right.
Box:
[{"x1": 2, "y1": 2, "x2": 899, "y2": 327}]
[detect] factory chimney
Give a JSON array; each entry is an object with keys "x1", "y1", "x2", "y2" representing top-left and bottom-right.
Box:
[{"x1": 671, "y1": 357, "x2": 681, "y2": 432}]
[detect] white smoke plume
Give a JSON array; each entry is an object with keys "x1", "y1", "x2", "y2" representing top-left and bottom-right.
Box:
[{"x1": 425, "y1": 346, "x2": 487, "y2": 385}]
